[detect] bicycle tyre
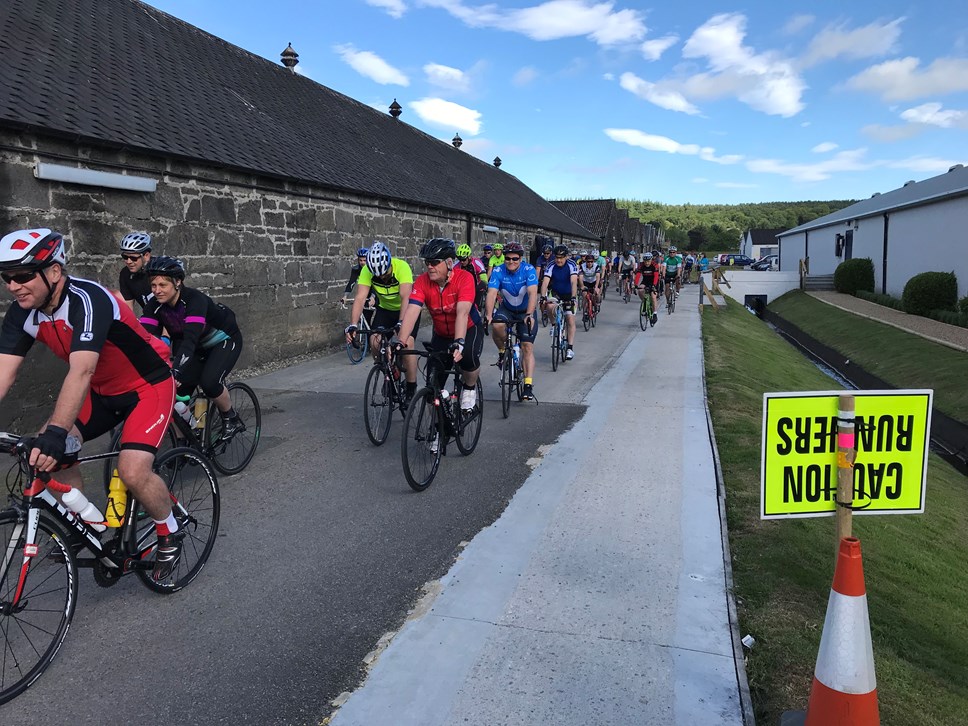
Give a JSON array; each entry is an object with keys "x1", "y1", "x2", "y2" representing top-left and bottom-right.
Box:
[
  {"x1": 364, "y1": 365, "x2": 394, "y2": 445},
  {"x1": 582, "y1": 305, "x2": 590, "y2": 332},
  {"x1": 671, "y1": 292, "x2": 676, "y2": 314},
  {"x1": 0, "y1": 511, "x2": 77, "y2": 705},
  {"x1": 500, "y1": 352, "x2": 512, "y2": 418},
  {"x1": 551, "y1": 320, "x2": 560, "y2": 371},
  {"x1": 205, "y1": 382, "x2": 262, "y2": 475},
  {"x1": 401, "y1": 388, "x2": 442, "y2": 491},
  {"x1": 639, "y1": 298, "x2": 648, "y2": 331},
  {"x1": 514, "y1": 356, "x2": 524, "y2": 402},
  {"x1": 135, "y1": 447, "x2": 220, "y2": 593},
  {"x1": 455, "y1": 379, "x2": 484, "y2": 455},
  {"x1": 102, "y1": 424, "x2": 178, "y2": 494}
]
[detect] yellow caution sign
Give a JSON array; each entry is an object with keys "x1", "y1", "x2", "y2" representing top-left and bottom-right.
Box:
[{"x1": 761, "y1": 390, "x2": 932, "y2": 519}]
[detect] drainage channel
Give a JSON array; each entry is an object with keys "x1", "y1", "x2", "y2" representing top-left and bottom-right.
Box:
[{"x1": 757, "y1": 306, "x2": 968, "y2": 476}]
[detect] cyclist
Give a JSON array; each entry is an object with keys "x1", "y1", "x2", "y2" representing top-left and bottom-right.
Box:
[
  {"x1": 684, "y1": 251, "x2": 696, "y2": 283},
  {"x1": 118, "y1": 232, "x2": 154, "y2": 311},
  {"x1": 394, "y1": 238, "x2": 483, "y2": 412},
  {"x1": 140, "y1": 256, "x2": 244, "y2": 437},
  {"x1": 664, "y1": 245, "x2": 684, "y2": 298},
  {"x1": 539, "y1": 245, "x2": 579, "y2": 360},
  {"x1": 0, "y1": 229, "x2": 183, "y2": 581},
  {"x1": 342, "y1": 247, "x2": 369, "y2": 300},
  {"x1": 345, "y1": 241, "x2": 419, "y2": 402},
  {"x1": 487, "y1": 242, "x2": 505, "y2": 278},
  {"x1": 634, "y1": 252, "x2": 660, "y2": 326},
  {"x1": 456, "y1": 242, "x2": 488, "y2": 311},
  {"x1": 479, "y1": 243, "x2": 493, "y2": 272},
  {"x1": 484, "y1": 241, "x2": 539, "y2": 400},
  {"x1": 534, "y1": 243, "x2": 554, "y2": 277},
  {"x1": 578, "y1": 251, "x2": 602, "y2": 308},
  {"x1": 617, "y1": 250, "x2": 637, "y2": 297}
]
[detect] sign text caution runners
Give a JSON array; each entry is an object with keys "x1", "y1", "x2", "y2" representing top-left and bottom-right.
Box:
[{"x1": 761, "y1": 390, "x2": 932, "y2": 519}]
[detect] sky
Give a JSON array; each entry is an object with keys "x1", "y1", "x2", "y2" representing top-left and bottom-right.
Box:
[{"x1": 144, "y1": 0, "x2": 968, "y2": 205}]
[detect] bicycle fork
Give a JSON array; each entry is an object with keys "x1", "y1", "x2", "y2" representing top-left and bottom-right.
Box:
[{"x1": 1, "y1": 511, "x2": 35, "y2": 609}]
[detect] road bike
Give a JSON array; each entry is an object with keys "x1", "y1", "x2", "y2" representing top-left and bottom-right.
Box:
[
  {"x1": 581, "y1": 287, "x2": 598, "y2": 331},
  {"x1": 638, "y1": 288, "x2": 656, "y2": 331},
  {"x1": 397, "y1": 346, "x2": 484, "y2": 492},
  {"x1": 548, "y1": 298, "x2": 569, "y2": 371},
  {"x1": 665, "y1": 278, "x2": 677, "y2": 314},
  {"x1": 498, "y1": 320, "x2": 525, "y2": 418},
  {"x1": 363, "y1": 327, "x2": 410, "y2": 446},
  {"x1": 0, "y1": 432, "x2": 219, "y2": 704},
  {"x1": 339, "y1": 298, "x2": 376, "y2": 364},
  {"x1": 103, "y1": 381, "x2": 261, "y2": 477},
  {"x1": 621, "y1": 274, "x2": 632, "y2": 303}
]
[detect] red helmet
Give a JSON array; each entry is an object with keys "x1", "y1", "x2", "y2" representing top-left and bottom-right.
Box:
[
  {"x1": 504, "y1": 241, "x2": 525, "y2": 256},
  {"x1": 0, "y1": 229, "x2": 67, "y2": 271}
]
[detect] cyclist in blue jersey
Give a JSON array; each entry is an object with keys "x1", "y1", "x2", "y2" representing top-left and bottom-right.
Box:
[
  {"x1": 484, "y1": 241, "x2": 539, "y2": 400},
  {"x1": 539, "y1": 245, "x2": 579, "y2": 360}
]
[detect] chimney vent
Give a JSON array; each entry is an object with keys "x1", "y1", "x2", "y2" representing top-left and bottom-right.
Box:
[
  {"x1": 389, "y1": 99, "x2": 402, "y2": 118},
  {"x1": 452, "y1": 133, "x2": 463, "y2": 149},
  {"x1": 493, "y1": 156, "x2": 502, "y2": 168},
  {"x1": 281, "y1": 43, "x2": 299, "y2": 71},
  {"x1": 903, "y1": 179, "x2": 916, "y2": 187},
  {"x1": 949, "y1": 163, "x2": 964, "y2": 172}
]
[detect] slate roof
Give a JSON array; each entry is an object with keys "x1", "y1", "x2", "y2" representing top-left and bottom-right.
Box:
[
  {"x1": 779, "y1": 165, "x2": 968, "y2": 237},
  {"x1": 746, "y1": 229, "x2": 785, "y2": 246},
  {"x1": 0, "y1": 0, "x2": 595, "y2": 240}
]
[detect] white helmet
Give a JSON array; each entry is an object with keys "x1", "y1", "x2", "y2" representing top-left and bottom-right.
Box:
[
  {"x1": 366, "y1": 241, "x2": 392, "y2": 277},
  {"x1": 120, "y1": 232, "x2": 152, "y2": 253},
  {"x1": 0, "y1": 228, "x2": 67, "y2": 270}
]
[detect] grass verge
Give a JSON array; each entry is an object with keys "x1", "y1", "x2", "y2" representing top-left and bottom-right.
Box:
[
  {"x1": 702, "y1": 299, "x2": 968, "y2": 725},
  {"x1": 768, "y1": 290, "x2": 968, "y2": 423}
]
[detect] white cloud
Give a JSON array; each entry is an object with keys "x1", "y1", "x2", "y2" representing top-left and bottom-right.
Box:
[
  {"x1": 811, "y1": 142, "x2": 838, "y2": 153},
  {"x1": 782, "y1": 14, "x2": 814, "y2": 35},
  {"x1": 887, "y1": 156, "x2": 962, "y2": 173},
  {"x1": 681, "y1": 13, "x2": 805, "y2": 117},
  {"x1": 424, "y1": 63, "x2": 470, "y2": 92},
  {"x1": 619, "y1": 72, "x2": 699, "y2": 115},
  {"x1": 411, "y1": 97, "x2": 482, "y2": 134},
  {"x1": 846, "y1": 57, "x2": 968, "y2": 101},
  {"x1": 603, "y1": 129, "x2": 742, "y2": 165},
  {"x1": 602, "y1": 72, "x2": 614, "y2": 81},
  {"x1": 420, "y1": 0, "x2": 647, "y2": 46},
  {"x1": 746, "y1": 148, "x2": 872, "y2": 182},
  {"x1": 365, "y1": 0, "x2": 407, "y2": 18},
  {"x1": 861, "y1": 123, "x2": 924, "y2": 142},
  {"x1": 514, "y1": 66, "x2": 540, "y2": 86},
  {"x1": 334, "y1": 44, "x2": 409, "y2": 85},
  {"x1": 641, "y1": 35, "x2": 678, "y2": 61},
  {"x1": 800, "y1": 18, "x2": 903, "y2": 67},
  {"x1": 715, "y1": 182, "x2": 758, "y2": 188},
  {"x1": 900, "y1": 102, "x2": 968, "y2": 128}
]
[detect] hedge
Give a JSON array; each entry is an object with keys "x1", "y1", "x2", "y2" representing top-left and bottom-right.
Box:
[
  {"x1": 902, "y1": 271, "x2": 959, "y2": 316},
  {"x1": 834, "y1": 258, "x2": 875, "y2": 295},
  {"x1": 856, "y1": 290, "x2": 905, "y2": 311}
]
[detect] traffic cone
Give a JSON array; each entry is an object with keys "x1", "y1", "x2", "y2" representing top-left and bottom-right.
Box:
[{"x1": 805, "y1": 537, "x2": 879, "y2": 725}]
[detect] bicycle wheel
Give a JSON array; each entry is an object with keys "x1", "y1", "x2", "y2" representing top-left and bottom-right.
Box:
[
  {"x1": 670, "y1": 291, "x2": 676, "y2": 313},
  {"x1": 205, "y1": 382, "x2": 262, "y2": 475},
  {"x1": 500, "y1": 352, "x2": 512, "y2": 418},
  {"x1": 102, "y1": 424, "x2": 178, "y2": 493},
  {"x1": 582, "y1": 300, "x2": 590, "y2": 331},
  {"x1": 345, "y1": 326, "x2": 368, "y2": 364},
  {"x1": 364, "y1": 365, "x2": 394, "y2": 445},
  {"x1": 455, "y1": 379, "x2": 484, "y2": 455},
  {"x1": 623, "y1": 285, "x2": 631, "y2": 303},
  {"x1": 551, "y1": 320, "x2": 560, "y2": 371},
  {"x1": 0, "y1": 511, "x2": 77, "y2": 705},
  {"x1": 514, "y1": 355, "x2": 524, "y2": 402},
  {"x1": 401, "y1": 388, "x2": 442, "y2": 491},
  {"x1": 135, "y1": 447, "x2": 220, "y2": 593}
]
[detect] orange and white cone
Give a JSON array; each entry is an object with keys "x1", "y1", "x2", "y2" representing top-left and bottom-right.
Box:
[{"x1": 805, "y1": 537, "x2": 880, "y2": 725}]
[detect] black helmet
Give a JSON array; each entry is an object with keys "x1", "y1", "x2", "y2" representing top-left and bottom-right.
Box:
[
  {"x1": 420, "y1": 237, "x2": 457, "y2": 260},
  {"x1": 145, "y1": 255, "x2": 185, "y2": 280},
  {"x1": 504, "y1": 241, "x2": 525, "y2": 256},
  {"x1": 553, "y1": 245, "x2": 569, "y2": 257}
]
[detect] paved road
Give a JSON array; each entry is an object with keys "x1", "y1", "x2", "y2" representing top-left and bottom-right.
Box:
[{"x1": 1, "y1": 290, "x2": 647, "y2": 725}]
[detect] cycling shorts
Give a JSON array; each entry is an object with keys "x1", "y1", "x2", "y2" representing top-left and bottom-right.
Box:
[
  {"x1": 75, "y1": 376, "x2": 176, "y2": 454},
  {"x1": 665, "y1": 272, "x2": 679, "y2": 282},
  {"x1": 427, "y1": 323, "x2": 484, "y2": 377},
  {"x1": 372, "y1": 306, "x2": 420, "y2": 340},
  {"x1": 620, "y1": 269, "x2": 633, "y2": 279},
  {"x1": 582, "y1": 280, "x2": 598, "y2": 293},
  {"x1": 492, "y1": 305, "x2": 537, "y2": 344},
  {"x1": 549, "y1": 296, "x2": 576, "y2": 315}
]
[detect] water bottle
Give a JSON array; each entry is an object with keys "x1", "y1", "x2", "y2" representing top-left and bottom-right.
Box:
[
  {"x1": 104, "y1": 470, "x2": 128, "y2": 528},
  {"x1": 439, "y1": 388, "x2": 451, "y2": 402},
  {"x1": 62, "y1": 488, "x2": 107, "y2": 532},
  {"x1": 174, "y1": 400, "x2": 197, "y2": 427},
  {"x1": 512, "y1": 343, "x2": 521, "y2": 364},
  {"x1": 193, "y1": 397, "x2": 208, "y2": 429}
]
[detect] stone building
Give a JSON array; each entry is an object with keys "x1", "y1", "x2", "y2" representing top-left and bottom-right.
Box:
[
  {"x1": 0, "y1": 0, "x2": 596, "y2": 424},
  {"x1": 549, "y1": 199, "x2": 659, "y2": 254}
]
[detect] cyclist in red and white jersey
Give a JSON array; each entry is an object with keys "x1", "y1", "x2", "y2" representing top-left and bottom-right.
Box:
[{"x1": 0, "y1": 229, "x2": 184, "y2": 581}]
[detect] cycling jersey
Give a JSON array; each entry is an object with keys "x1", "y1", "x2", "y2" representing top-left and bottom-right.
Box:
[
  {"x1": 356, "y1": 257, "x2": 413, "y2": 311},
  {"x1": 343, "y1": 263, "x2": 364, "y2": 294},
  {"x1": 618, "y1": 255, "x2": 636, "y2": 272},
  {"x1": 487, "y1": 253, "x2": 505, "y2": 270},
  {"x1": 635, "y1": 262, "x2": 660, "y2": 288},
  {"x1": 0, "y1": 277, "x2": 171, "y2": 395},
  {"x1": 664, "y1": 254, "x2": 683, "y2": 274},
  {"x1": 140, "y1": 286, "x2": 240, "y2": 373},
  {"x1": 488, "y1": 261, "x2": 538, "y2": 313},
  {"x1": 543, "y1": 260, "x2": 579, "y2": 298},
  {"x1": 408, "y1": 266, "x2": 480, "y2": 338},
  {"x1": 535, "y1": 253, "x2": 554, "y2": 277},
  {"x1": 578, "y1": 262, "x2": 600, "y2": 284},
  {"x1": 118, "y1": 267, "x2": 153, "y2": 310}
]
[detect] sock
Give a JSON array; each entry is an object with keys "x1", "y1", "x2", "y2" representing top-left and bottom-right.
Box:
[
  {"x1": 406, "y1": 381, "x2": 417, "y2": 396},
  {"x1": 498, "y1": 347, "x2": 506, "y2": 354},
  {"x1": 524, "y1": 377, "x2": 532, "y2": 385},
  {"x1": 221, "y1": 406, "x2": 237, "y2": 420},
  {"x1": 154, "y1": 512, "x2": 179, "y2": 536}
]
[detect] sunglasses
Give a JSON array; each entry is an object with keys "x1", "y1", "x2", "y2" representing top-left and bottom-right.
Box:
[
  {"x1": 121, "y1": 254, "x2": 143, "y2": 261},
  {"x1": 505, "y1": 256, "x2": 522, "y2": 262},
  {"x1": 2, "y1": 270, "x2": 39, "y2": 285},
  {"x1": 423, "y1": 258, "x2": 446, "y2": 267}
]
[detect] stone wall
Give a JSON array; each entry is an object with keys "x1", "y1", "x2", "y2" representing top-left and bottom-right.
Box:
[{"x1": 0, "y1": 130, "x2": 592, "y2": 429}]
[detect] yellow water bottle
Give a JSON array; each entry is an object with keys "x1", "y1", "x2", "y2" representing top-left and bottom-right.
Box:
[
  {"x1": 193, "y1": 397, "x2": 208, "y2": 430},
  {"x1": 105, "y1": 469, "x2": 128, "y2": 528}
]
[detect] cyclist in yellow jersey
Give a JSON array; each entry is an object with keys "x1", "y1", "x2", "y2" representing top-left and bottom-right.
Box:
[
  {"x1": 487, "y1": 242, "x2": 505, "y2": 278},
  {"x1": 345, "y1": 241, "x2": 419, "y2": 400}
]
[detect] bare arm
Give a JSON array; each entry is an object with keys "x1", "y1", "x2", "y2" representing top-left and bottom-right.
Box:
[
  {"x1": 48, "y1": 351, "x2": 98, "y2": 431},
  {"x1": 484, "y1": 288, "x2": 498, "y2": 322}
]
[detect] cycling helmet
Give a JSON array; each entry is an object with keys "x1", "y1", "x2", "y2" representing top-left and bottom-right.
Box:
[
  {"x1": 145, "y1": 255, "x2": 186, "y2": 280},
  {"x1": 366, "y1": 242, "x2": 392, "y2": 277},
  {"x1": 356, "y1": 247, "x2": 369, "y2": 258},
  {"x1": 0, "y1": 229, "x2": 67, "y2": 271},
  {"x1": 420, "y1": 237, "x2": 457, "y2": 260},
  {"x1": 541, "y1": 244, "x2": 553, "y2": 254},
  {"x1": 483, "y1": 243, "x2": 493, "y2": 252},
  {"x1": 644, "y1": 252, "x2": 654, "y2": 260},
  {"x1": 456, "y1": 242, "x2": 472, "y2": 259},
  {"x1": 120, "y1": 232, "x2": 152, "y2": 253},
  {"x1": 553, "y1": 245, "x2": 569, "y2": 257},
  {"x1": 504, "y1": 241, "x2": 524, "y2": 256},
  {"x1": 493, "y1": 242, "x2": 504, "y2": 251},
  {"x1": 670, "y1": 246, "x2": 678, "y2": 253}
]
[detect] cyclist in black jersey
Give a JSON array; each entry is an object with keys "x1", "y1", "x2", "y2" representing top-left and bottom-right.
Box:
[
  {"x1": 139, "y1": 256, "x2": 244, "y2": 435},
  {"x1": 118, "y1": 232, "x2": 154, "y2": 311}
]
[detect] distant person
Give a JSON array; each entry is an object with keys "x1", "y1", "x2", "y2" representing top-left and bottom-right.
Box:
[{"x1": 118, "y1": 232, "x2": 154, "y2": 311}]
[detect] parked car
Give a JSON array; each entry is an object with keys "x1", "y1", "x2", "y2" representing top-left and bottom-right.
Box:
[
  {"x1": 719, "y1": 254, "x2": 755, "y2": 267},
  {"x1": 751, "y1": 254, "x2": 779, "y2": 271}
]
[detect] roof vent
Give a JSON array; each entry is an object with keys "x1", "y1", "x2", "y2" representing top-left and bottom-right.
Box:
[
  {"x1": 452, "y1": 133, "x2": 462, "y2": 149},
  {"x1": 871, "y1": 192, "x2": 881, "y2": 197},
  {"x1": 903, "y1": 180, "x2": 916, "y2": 187},
  {"x1": 389, "y1": 99, "x2": 402, "y2": 118},
  {"x1": 493, "y1": 156, "x2": 502, "y2": 168},
  {"x1": 949, "y1": 163, "x2": 964, "y2": 172},
  {"x1": 281, "y1": 43, "x2": 299, "y2": 71}
]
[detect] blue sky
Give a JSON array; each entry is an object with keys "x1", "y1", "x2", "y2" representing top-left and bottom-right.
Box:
[{"x1": 145, "y1": 1, "x2": 968, "y2": 205}]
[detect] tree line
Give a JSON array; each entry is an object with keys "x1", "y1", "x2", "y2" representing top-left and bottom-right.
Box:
[{"x1": 617, "y1": 199, "x2": 856, "y2": 251}]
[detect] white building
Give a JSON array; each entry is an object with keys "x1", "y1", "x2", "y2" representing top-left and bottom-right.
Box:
[
  {"x1": 740, "y1": 228, "x2": 784, "y2": 260},
  {"x1": 778, "y1": 165, "x2": 968, "y2": 297}
]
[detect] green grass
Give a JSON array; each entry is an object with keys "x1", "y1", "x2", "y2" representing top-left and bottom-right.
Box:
[
  {"x1": 769, "y1": 290, "x2": 968, "y2": 423},
  {"x1": 702, "y1": 299, "x2": 968, "y2": 725}
]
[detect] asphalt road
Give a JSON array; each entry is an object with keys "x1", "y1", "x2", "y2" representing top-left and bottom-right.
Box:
[{"x1": 1, "y1": 287, "x2": 652, "y2": 725}]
